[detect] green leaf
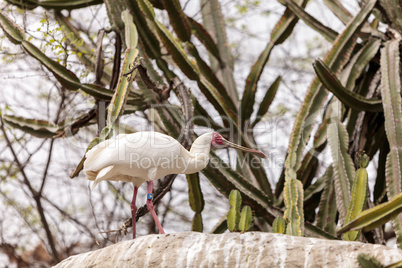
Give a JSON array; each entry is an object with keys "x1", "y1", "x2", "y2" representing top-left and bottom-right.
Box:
[
  {"x1": 227, "y1": 190, "x2": 242, "y2": 232},
  {"x1": 104, "y1": 0, "x2": 125, "y2": 31},
  {"x1": 186, "y1": 43, "x2": 237, "y2": 113},
  {"x1": 252, "y1": 76, "x2": 281, "y2": 127},
  {"x1": 2, "y1": 114, "x2": 61, "y2": 138},
  {"x1": 342, "y1": 38, "x2": 381, "y2": 91},
  {"x1": 186, "y1": 173, "x2": 204, "y2": 213},
  {"x1": 55, "y1": 13, "x2": 112, "y2": 85},
  {"x1": 271, "y1": 0, "x2": 308, "y2": 45},
  {"x1": 155, "y1": 21, "x2": 199, "y2": 80},
  {"x1": 343, "y1": 155, "x2": 369, "y2": 241},
  {"x1": 137, "y1": 0, "x2": 155, "y2": 19},
  {"x1": 357, "y1": 253, "x2": 382, "y2": 268},
  {"x1": 162, "y1": 0, "x2": 191, "y2": 41},
  {"x1": 241, "y1": 42, "x2": 275, "y2": 125},
  {"x1": 202, "y1": 152, "x2": 281, "y2": 227},
  {"x1": 315, "y1": 165, "x2": 337, "y2": 235},
  {"x1": 380, "y1": 39, "x2": 402, "y2": 247},
  {"x1": 192, "y1": 212, "x2": 203, "y2": 232},
  {"x1": 193, "y1": 100, "x2": 223, "y2": 131},
  {"x1": 197, "y1": 77, "x2": 239, "y2": 125},
  {"x1": 303, "y1": 169, "x2": 327, "y2": 201},
  {"x1": 80, "y1": 84, "x2": 142, "y2": 105},
  {"x1": 327, "y1": 115, "x2": 354, "y2": 220},
  {"x1": 272, "y1": 216, "x2": 286, "y2": 234},
  {"x1": 128, "y1": 1, "x2": 176, "y2": 80},
  {"x1": 7, "y1": 0, "x2": 103, "y2": 10},
  {"x1": 187, "y1": 17, "x2": 222, "y2": 64},
  {"x1": 239, "y1": 206, "x2": 253, "y2": 232},
  {"x1": 323, "y1": 0, "x2": 352, "y2": 25},
  {"x1": 22, "y1": 41, "x2": 81, "y2": 90},
  {"x1": 210, "y1": 217, "x2": 227, "y2": 234},
  {"x1": 122, "y1": 10, "x2": 138, "y2": 49},
  {"x1": 379, "y1": 0, "x2": 402, "y2": 33},
  {"x1": 374, "y1": 143, "x2": 389, "y2": 204},
  {"x1": 313, "y1": 59, "x2": 383, "y2": 112},
  {"x1": 286, "y1": 0, "x2": 376, "y2": 173},
  {"x1": 0, "y1": 10, "x2": 25, "y2": 44},
  {"x1": 200, "y1": 0, "x2": 238, "y2": 103},
  {"x1": 337, "y1": 192, "x2": 402, "y2": 234},
  {"x1": 284, "y1": 174, "x2": 304, "y2": 236},
  {"x1": 105, "y1": 10, "x2": 139, "y2": 130},
  {"x1": 279, "y1": 0, "x2": 338, "y2": 42},
  {"x1": 127, "y1": 0, "x2": 160, "y2": 59}
]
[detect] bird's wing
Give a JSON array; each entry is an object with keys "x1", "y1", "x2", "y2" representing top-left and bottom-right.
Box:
[
  {"x1": 84, "y1": 132, "x2": 183, "y2": 179},
  {"x1": 91, "y1": 166, "x2": 114, "y2": 189},
  {"x1": 91, "y1": 165, "x2": 144, "y2": 189},
  {"x1": 83, "y1": 134, "x2": 129, "y2": 173},
  {"x1": 125, "y1": 132, "x2": 183, "y2": 168}
]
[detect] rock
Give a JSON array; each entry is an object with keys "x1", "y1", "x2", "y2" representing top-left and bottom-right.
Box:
[{"x1": 54, "y1": 232, "x2": 402, "y2": 267}]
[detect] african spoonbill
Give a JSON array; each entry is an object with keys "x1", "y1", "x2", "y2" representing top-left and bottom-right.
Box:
[{"x1": 83, "y1": 131, "x2": 266, "y2": 238}]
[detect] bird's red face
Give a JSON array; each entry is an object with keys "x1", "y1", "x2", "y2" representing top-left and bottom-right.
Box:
[
  {"x1": 211, "y1": 133, "x2": 224, "y2": 148},
  {"x1": 211, "y1": 133, "x2": 267, "y2": 158}
]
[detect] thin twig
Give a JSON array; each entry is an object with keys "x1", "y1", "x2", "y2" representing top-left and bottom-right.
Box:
[{"x1": 0, "y1": 120, "x2": 60, "y2": 262}]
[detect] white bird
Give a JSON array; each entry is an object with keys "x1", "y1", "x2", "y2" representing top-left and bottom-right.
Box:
[{"x1": 83, "y1": 131, "x2": 266, "y2": 238}]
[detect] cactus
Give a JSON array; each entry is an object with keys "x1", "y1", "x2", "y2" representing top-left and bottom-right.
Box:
[
  {"x1": 357, "y1": 253, "x2": 382, "y2": 268},
  {"x1": 343, "y1": 154, "x2": 369, "y2": 241},
  {"x1": 227, "y1": 190, "x2": 242, "y2": 232},
  {"x1": 2, "y1": 0, "x2": 402, "y2": 254},
  {"x1": 337, "y1": 192, "x2": 402, "y2": 235},
  {"x1": 227, "y1": 190, "x2": 254, "y2": 233},
  {"x1": 239, "y1": 206, "x2": 253, "y2": 233},
  {"x1": 272, "y1": 217, "x2": 286, "y2": 234},
  {"x1": 186, "y1": 173, "x2": 204, "y2": 232}
]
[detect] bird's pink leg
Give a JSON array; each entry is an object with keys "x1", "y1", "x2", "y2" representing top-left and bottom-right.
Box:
[
  {"x1": 131, "y1": 186, "x2": 138, "y2": 239},
  {"x1": 147, "y1": 181, "x2": 165, "y2": 234}
]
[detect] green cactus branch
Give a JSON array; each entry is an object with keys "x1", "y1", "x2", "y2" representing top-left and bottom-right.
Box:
[
  {"x1": 71, "y1": 9, "x2": 139, "y2": 178},
  {"x1": 6, "y1": 0, "x2": 103, "y2": 10},
  {"x1": 323, "y1": 0, "x2": 352, "y2": 25},
  {"x1": 270, "y1": 0, "x2": 308, "y2": 45},
  {"x1": 315, "y1": 165, "x2": 337, "y2": 235},
  {"x1": 313, "y1": 59, "x2": 383, "y2": 112},
  {"x1": 278, "y1": 0, "x2": 338, "y2": 42},
  {"x1": 200, "y1": 0, "x2": 238, "y2": 104},
  {"x1": 283, "y1": 0, "x2": 377, "y2": 232},
  {"x1": 327, "y1": 104, "x2": 355, "y2": 221},
  {"x1": 343, "y1": 154, "x2": 369, "y2": 241},
  {"x1": 381, "y1": 39, "x2": 402, "y2": 247},
  {"x1": 286, "y1": 0, "x2": 376, "y2": 174},
  {"x1": 186, "y1": 173, "x2": 204, "y2": 232},
  {"x1": 2, "y1": 115, "x2": 63, "y2": 138},
  {"x1": 3, "y1": 0, "x2": 402, "y2": 252},
  {"x1": 161, "y1": 0, "x2": 191, "y2": 42},
  {"x1": 337, "y1": 192, "x2": 402, "y2": 234}
]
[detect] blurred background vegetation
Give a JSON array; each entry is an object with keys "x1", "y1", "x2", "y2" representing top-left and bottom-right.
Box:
[{"x1": 0, "y1": 0, "x2": 401, "y2": 266}]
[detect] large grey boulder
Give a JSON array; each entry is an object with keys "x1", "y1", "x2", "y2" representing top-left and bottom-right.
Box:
[{"x1": 54, "y1": 232, "x2": 402, "y2": 267}]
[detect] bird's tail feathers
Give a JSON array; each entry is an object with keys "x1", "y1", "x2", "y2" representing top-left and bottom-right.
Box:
[
  {"x1": 85, "y1": 170, "x2": 97, "y2": 181},
  {"x1": 91, "y1": 165, "x2": 114, "y2": 190},
  {"x1": 84, "y1": 134, "x2": 128, "y2": 172}
]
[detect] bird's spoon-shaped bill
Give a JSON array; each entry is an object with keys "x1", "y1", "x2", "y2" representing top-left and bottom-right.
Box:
[{"x1": 222, "y1": 139, "x2": 267, "y2": 158}]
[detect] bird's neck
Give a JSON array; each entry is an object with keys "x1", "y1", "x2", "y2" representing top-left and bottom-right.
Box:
[{"x1": 180, "y1": 140, "x2": 211, "y2": 174}]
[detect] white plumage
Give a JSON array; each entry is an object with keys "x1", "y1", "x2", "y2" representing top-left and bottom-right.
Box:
[
  {"x1": 83, "y1": 131, "x2": 266, "y2": 238},
  {"x1": 84, "y1": 132, "x2": 213, "y2": 189}
]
